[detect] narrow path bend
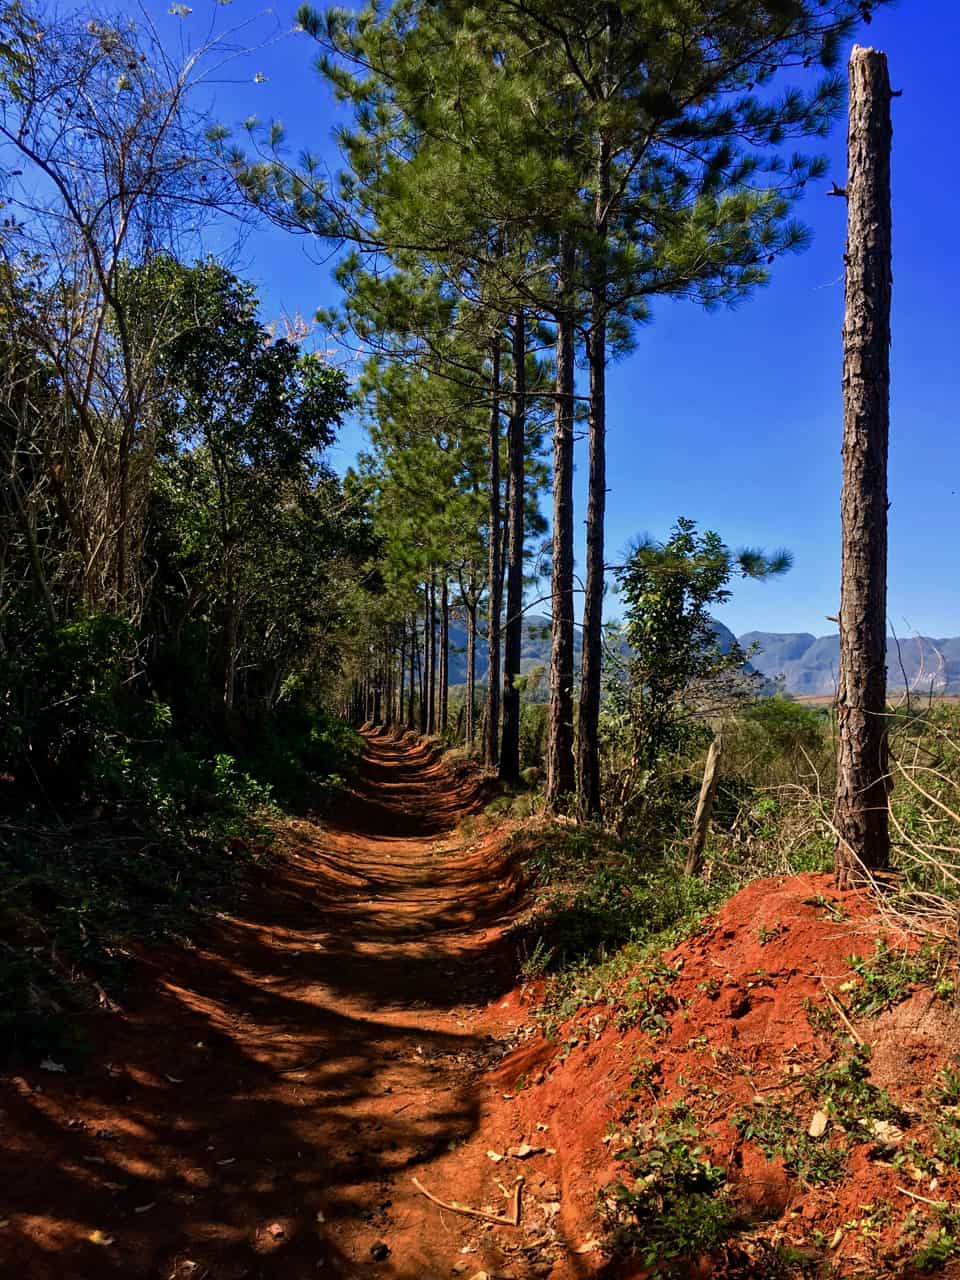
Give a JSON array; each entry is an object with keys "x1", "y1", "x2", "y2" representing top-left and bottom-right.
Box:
[{"x1": 1, "y1": 731, "x2": 529, "y2": 1280}]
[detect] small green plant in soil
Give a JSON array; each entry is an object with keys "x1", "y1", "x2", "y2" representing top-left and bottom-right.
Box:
[
  {"x1": 910, "y1": 1205, "x2": 960, "y2": 1272},
  {"x1": 757, "y1": 922, "x2": 787, "y2": 945},
  {"x1": 604, "y1": 1105, "x2": 738, "y2": 1273},
  {"x1": 735, "y1": 1101, "x2": 848, "y2": 1186},
  {"x1": 802, "y1": 893, "x2": 847, "y2": 921},
  {"x1": 846, "y1": 936, "x2": 951, "y2": 1017},
  {"x1": 736, "y1": 1047, "x2": 908, "y2": 1186},
  {"x1": 933, "y1": 1065, "x2": 960, "y2": 1107}
]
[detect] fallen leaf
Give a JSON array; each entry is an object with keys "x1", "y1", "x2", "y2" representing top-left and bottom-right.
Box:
[
  {"x1": 869, "y1": 1119, "x2": 903, "y2": 1144},
  {"x1": 808, "y1": 1110, "x2": 829, "y2": 1139},
  {"x1": 0, "y1": 1219, "x2": 10, "y2": 1228},
  {"x1": 40, "y1": 1058, "x2": 66, "y2": 1073},
  {"x1": 543, "y1": 1201, "x2": 561, "y2": 1218},
  {"x1": 216, "y1": 1158, "x2": 235, "y2": 1166},
  {"x1": 507, "y1": 1143, "x2": 545, "y2": 1160},
  {"x1": 486, "y1": 1150, "x2": 505, "y2": 1163},
  {"x1": 452, "y1": 1262, "x2": 471, "y2": 1274},
  {"x1": 134, "y1": 1202, "x2": 156, "y2": 1214},
  {"x1": 829, "y1": 1226, "x2": 844, "y2": 1249},
  {"x1": 165, "y1": 1075, "x2": 184, "y2": 1085},
  {"x1": 88, "y1": 1230, "x2": 115, "y2": 1246}
]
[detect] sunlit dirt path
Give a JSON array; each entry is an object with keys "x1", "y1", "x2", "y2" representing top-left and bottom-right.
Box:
[{"x1": 0, "y1": 731, "x2": 532, "y2": 1279}]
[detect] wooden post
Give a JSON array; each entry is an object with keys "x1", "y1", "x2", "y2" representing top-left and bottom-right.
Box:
[
  {"x1": 686, "y1": 733, "x2": 723, "y2": 877},
  {"x1": 834, "y1": 46, "x2": 894, "y2": 888}
]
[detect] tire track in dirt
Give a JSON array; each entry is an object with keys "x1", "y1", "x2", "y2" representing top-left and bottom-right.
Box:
[{"x1": 0, "y1": 730, "x2": 531, "y2": 1279}]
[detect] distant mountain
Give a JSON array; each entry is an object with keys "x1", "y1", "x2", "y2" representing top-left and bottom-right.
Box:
[
  {"x1": 443, "y1": 616, "x2": 960, "y2": 698},
  {"x1": 445, "y1": 614, "x2": 577, "y2": 692},
  {"x1": 741, "y1": 631, "x2": 960, "y2": 696},
  {"x1": 446, "y1": 614, "x2": 753, "y2": 695}
]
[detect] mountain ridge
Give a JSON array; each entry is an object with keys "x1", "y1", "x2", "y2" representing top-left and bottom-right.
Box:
[
  {"x1": 442, "y1": 615, "x2": 960, "y2": 697},
  {"x1": 740, "y1": 630, "x2": 960, "y2": 696}
]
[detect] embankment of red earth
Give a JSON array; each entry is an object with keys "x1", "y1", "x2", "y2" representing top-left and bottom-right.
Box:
[{"x1": 444, "y1": 872, "x2": 960, "y2": 1278}]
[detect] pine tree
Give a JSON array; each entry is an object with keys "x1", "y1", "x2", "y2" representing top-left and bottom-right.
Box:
[{"x1": 834, "y1": 45, "x2": 893, "y2": 887}]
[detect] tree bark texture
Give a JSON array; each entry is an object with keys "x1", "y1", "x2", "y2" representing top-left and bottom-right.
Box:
[
  {"x1": 577, "y1": 55, "x2": 613, "y2": 824},
  {"x1": 427, "y1": 574, "x2": 437, "y2": 735},
  {"x1": 578, "y1": 295, "x2": 608, "y2": 814},
  {"x1": 398, "y1": 628, "x2": 406, "y2": 730},
  {"x1": 484, "y1": 338, "x2": 503, "y2": 768},
  {"x1": 408, "y1": 613, "x2": 417, "y2": 728},
  {"x1": 546, "y1": 242, "x2": 577, "y2": 807},
  {"x1": 500, "y1": 309, "x2": 526, "y2": 783},
  {"x1": 439, "y1": 577, "x2": 449, "y2": 735},
  {"x1": 466, "y1": 569, "x2": 477, "y2": 748},
  {"x1": 834, "y1": 46, "x2": 893, "y2": 888},
  {"x1": 418, "y1": 599, "x2": 427, "y2": 734}
]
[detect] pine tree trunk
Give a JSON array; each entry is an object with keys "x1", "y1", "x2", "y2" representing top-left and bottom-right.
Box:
[
  {"x1": 398, "y1": 627, "x2": 406, "y2": 729},
  {"x1": 578, "y1": 289, "x2": 608, "y2": 817},
  {"x1": 834, "y1": 45, "x2": 893, "y2": 888},
  {"x1": 466, "y1": 569, "x2": 477, "y2": 748},
  {"x1": 485, "y1": 337, "x2": 503, "y2": 768},
  {"x1": 385, "y1": 640, "x2": 395, "y2": 728},
  {"x1": 418, "y1": 599, "x2": 427, "y2": 734},
  {"x1": 440, "y1": 577, "x2": 449, "y2": 735},
  {"x1": 578, "y1": 48, "x2": 614, "y2": 821},
  {"x1": 408, "y1": 613, "x2": 417, "y2": 728},
  {"x1": 500, "y1": 309, "x2": 526, "y2": 783},
  {"x1": 427, "y1": 575, "x2": 437, "y2": 735},
  {"x1": 547, "y1": 240, "x2": 577, "y2": 807}
]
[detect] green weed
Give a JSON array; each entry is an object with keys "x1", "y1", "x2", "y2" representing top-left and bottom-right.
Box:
[{"x1": 604, "y1": 1107, "x2": 737, "y2": 1273}]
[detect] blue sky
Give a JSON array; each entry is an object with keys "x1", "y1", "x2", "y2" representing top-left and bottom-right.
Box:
[{"x1": 153, "y1": 0, "x2": 956, "y2": 640}]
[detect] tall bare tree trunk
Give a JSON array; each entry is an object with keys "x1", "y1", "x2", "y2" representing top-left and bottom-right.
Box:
[
  {"x1": 577, "y1": 52, "x2": 614, "y2": 823},
  {"x1": 427, "y1": 574, "x2": 437, "y2": 735},
  {"x1": 398, "y1": 626, "x2": 406, "y2": 729},
  {"x1": 834, "y1": 46, "x2": 893, "y2": 888},
  {"x1": 408, "y1": 612, "x2": 417, "y2": 728},
  {"x1": 500, "y1": 309, "x2": 526, "y2": 784},
  {"x1": 466, "y1": 568, "x2": 477, "y2": 748},
  {"x1": 418, "y1": 597, "x2": 427, "y2": 734},
  {"x1": 484, "y1": 338, "x2": 503, "y2": 768},
  {"x1": 439, "y1": 577, "x2": 449, "y2": 735},
  {"x1": 577, "y1": 312, "x2": 606, "y2": 819},
  {"x1": 547, "y1": 240, "x2": 577, "y2": 807}
]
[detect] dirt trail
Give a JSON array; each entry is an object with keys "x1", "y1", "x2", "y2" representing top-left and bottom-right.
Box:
[{"x1": 0, "y1": 731, "x2": 541, "y2": 1280}]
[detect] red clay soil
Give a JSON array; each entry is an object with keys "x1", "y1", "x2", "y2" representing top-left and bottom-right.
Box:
[
  {"x1": 5, "y1": 735, "x2": 960, "y2": 1279},
  {"x1": 492, "y1": 876, "x2": 960, "y2": 1278}
]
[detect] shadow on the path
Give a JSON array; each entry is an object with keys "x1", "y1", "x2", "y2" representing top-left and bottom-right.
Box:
[{"x1": 0, "y1": 730, "x2": 543, "y2": 1280}]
